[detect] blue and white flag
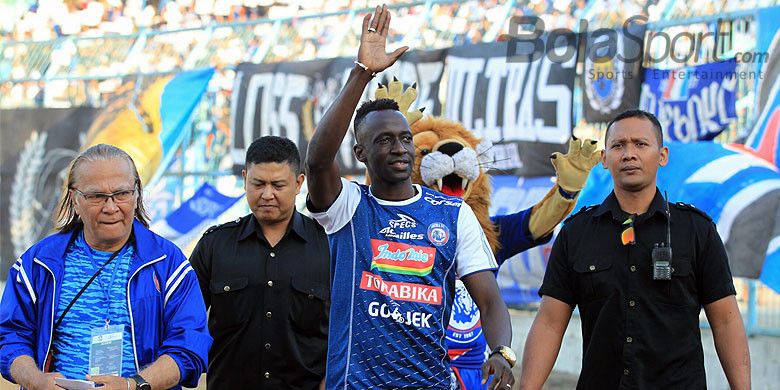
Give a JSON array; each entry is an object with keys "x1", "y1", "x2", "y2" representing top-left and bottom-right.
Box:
[
  {"x1": 640, "y1": 59, "x2": 738, "y2": 142},
  {"x1": 578, "y1": 142, "x2": 780, "y2": 293},
  {"x1": 152, "y1": 183, "x2": 243, "y2": 250}
]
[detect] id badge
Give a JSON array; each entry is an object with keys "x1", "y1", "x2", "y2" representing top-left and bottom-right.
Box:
[{"x1": 89, "y1": 324, "x2": 123, "y2": 376}]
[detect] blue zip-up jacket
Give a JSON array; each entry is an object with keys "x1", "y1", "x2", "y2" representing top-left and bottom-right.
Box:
[{"x1": 0, "y1": 220, "x2": 211, "y2": 388}]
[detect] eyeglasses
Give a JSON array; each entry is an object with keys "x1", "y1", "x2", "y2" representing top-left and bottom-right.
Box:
[{"x1": 72, "y1": 188, "x2": 136, "y2": 205}]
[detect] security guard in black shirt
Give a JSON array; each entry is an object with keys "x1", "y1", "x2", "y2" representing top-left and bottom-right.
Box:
[
  {"x1": 520, "y1": 110, "x2": 750, "y2": 389},
  {"x1": 190, "y1": 136, "x2": 329, "y2": 389}
]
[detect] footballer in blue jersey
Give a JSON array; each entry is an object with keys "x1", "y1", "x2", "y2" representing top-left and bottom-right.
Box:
[{"x1": 305, "y1": 5, "x2": 516, "y2": 389}]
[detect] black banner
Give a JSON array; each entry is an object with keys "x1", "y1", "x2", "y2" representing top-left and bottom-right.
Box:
[
  {"x1": 0, "y1": 108, "x2": 98, "y2": 280},
  {"x1": 231, "y1": 41, "x2": 576, "y2": 176},
  {"x1": 581, "y1": 20, "x2": 646, "y2": 123}
]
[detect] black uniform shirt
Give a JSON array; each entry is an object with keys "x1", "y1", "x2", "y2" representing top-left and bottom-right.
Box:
[
  {"x1": 190, "y1": 211, "x2": 330, "y2": 389},
  {"x1": 539, "y1": 189, "x2": 736, "y2": 389}
]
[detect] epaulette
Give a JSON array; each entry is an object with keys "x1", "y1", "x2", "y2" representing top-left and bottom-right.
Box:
[
  {"x1": 563, "y1": 205, "x2": 597, "y2": 225},
  {"x1": 671, "y1": 202, "x2": 713, "y2": 222},
  {"x1": 203, "y1": 217, "x2": 243, "y2": 235}
]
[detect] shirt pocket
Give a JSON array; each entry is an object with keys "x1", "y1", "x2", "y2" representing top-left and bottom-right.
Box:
[
  {"x1": 289, "y1": 277, "x2": 329, "y2": 336},
  {"x1": 654, "y1": 257, "x2": 698, "y2": 307},
  {"x1": 209, "y1": 276, "x2": 252, "y2": 329},
  {"x1": 573, "y1": 258, "x2": 614, "y2": 302}
]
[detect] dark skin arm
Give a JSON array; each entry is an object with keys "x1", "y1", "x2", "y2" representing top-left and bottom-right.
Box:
[
  {"x1": 305, "y1": 4, "x2": 408, "y2": 210},
  {"x1": 461, "y1": 271, "x2": 514, "y2": 389}
]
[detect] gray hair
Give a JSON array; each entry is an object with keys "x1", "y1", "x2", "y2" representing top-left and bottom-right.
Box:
[{"x1": 55, "y1": 144, "x2": 150, "y2": 232}]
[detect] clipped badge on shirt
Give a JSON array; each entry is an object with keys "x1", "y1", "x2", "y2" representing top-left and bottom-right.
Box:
[{"x1": 88, "y1": 324, "x2": 124, "y2": 376}]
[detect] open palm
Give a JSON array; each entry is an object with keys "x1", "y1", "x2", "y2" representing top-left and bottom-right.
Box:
[{"x1": 357, "y1": 4, "x2": 409, "y2": 73}]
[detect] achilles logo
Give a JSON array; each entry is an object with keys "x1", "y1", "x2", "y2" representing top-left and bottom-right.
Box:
[
  {"x1": 379, "y1": 214, "x2": 424, "y2": 240},
  {"x1": 370, "y1": 239, "x2": 435, "y2": 276},
  {"x1": 368, "y1": 301, "x2": 433, "y2": 328},
  {"x1": 360, "y1": 271, "x2": 442, "y2": 305},
  {"x1": 378, "y1": 227, "x2": 424, "y2": 240}
]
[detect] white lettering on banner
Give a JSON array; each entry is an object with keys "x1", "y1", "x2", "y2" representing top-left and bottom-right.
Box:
[
  {"x1": 639, "y1": 77, "x2": 737, "y2": 142},
  {"x1": 445, "y1": 57, "x2": 486, "y2": 127},
  {"x1": 479, "y1": 58, "x2": 509, "y2": 142},
  {"x1": 445, "y1": 55, "x2": 573, "y2": 144},
  {"x1": 243, "y1": 73, "x2": 273, "y2": 154},
  {"x1": 415, "y1": 62, "x2": 445, "y2": 110},
  {"x1": 536, "y1": 56, "x2": 575, "y2": 144},
  {"x1": 188, "y1": 197, "x2": 222, "y2": 218},
  {"x1": 243, "y1": 72, "x2": 309, "y2": 148},
  {"x1": 367, "y1": 301, "x2": 433, "y2": 328}
]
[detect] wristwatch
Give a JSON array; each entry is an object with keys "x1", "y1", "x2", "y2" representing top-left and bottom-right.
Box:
[
  {"x1": 490, "y1": 345, "x2": 517, "y2": 367},
  {"x1": 130, "y1": 374, "x2": 151, "y2": 390}
]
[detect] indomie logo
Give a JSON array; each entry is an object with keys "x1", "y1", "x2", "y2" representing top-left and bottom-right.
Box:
[{"x1": 370, "y1": 239, "x2": 436, "y2": 276}]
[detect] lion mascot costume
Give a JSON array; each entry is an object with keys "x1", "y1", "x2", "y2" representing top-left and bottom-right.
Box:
[{"x1": 375, "y1": 79, "x2": 600, "y2": 389}]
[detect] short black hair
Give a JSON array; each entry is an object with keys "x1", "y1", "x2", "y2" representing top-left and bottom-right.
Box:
[
  {"x1": 245, "y1": 136, "x2": 301, "y2": 173},
  {"x1": 605, "y1": 109, "x2": 663, "y2": 146},
  {"x1": 353, "y1": 98, "x2": 401, "y2": 141}
]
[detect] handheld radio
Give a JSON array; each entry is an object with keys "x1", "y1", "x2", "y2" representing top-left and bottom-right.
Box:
[{"x1": 652, "y1": 192, "x2": 672, "y2": 280}]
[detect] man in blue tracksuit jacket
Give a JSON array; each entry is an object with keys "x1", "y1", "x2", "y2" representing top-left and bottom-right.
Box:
[
  {"x1": 0, "y1": 220, "x2": 211, "y2": 389},
  {"x1": 0, "y1": 144, "x2": 210, "y2": 389}
]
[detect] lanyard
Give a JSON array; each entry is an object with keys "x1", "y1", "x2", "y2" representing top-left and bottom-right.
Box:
[
  {"x1": 91, "y1": 248, "x2": 123, "y2": 326},
  {"x1": 81, "y1": 232, "x2": 131, "y2": 327}
]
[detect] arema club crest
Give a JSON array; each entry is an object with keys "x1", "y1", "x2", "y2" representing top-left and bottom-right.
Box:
[{"x1": 447, "y1": 280, "x2": 482, "y2": 345}]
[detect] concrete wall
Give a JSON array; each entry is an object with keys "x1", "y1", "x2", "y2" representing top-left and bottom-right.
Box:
[{"x1": 509, "y1": 309, "x2": 780, "y2": 389}]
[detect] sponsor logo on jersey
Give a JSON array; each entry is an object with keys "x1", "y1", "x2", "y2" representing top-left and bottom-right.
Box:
[
  {"x1": 379, "y1": 214, "x2": 424, "y2": 240},
  {"x1": 370, "y1": 239, "x2": 436, "y2": 276},
  {"x1": 360, "y1": 271, "x2": 441, "y2": 304},
  {"x1": 424, "y1": 194, "x2": 461, "y2": 207},
  {"x1": 367, "y1": 301, "x2": 433, "y2": 328},
  {"x1": 427, "y1": 223, "x2": 450, "y2": 246}
]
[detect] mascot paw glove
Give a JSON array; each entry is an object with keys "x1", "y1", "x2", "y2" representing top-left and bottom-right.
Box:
[{"x1": 551, "y1": 137, "x2": 601, "y2": 193}]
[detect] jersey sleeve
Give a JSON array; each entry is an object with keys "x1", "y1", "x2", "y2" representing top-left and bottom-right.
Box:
[
  {"x1": 455, "y1": 202, "x2": 499, "y2": 277},
  {"x1": 309, "y1": 178, "x2": 361, "y2": 234}
]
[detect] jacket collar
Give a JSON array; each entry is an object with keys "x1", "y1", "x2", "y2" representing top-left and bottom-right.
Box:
[{"x1": 35, "y1": 219, "x2": 165, "y2": 272}]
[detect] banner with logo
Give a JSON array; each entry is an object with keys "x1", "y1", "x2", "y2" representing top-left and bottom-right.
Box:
[
  {"x1": 0, "y1": 107, "x2": 99, "y2": 281},
  {"x1": 231, "y1": 50, "x2": 446, "y2": 176},
  {"x1": 639, "y1": 59, "x2": 738, "y2": 142},
  {"x1": 581, "y1": 19, "x2": 646, "y2": 123},
  {"x1": 231, "y1": 40, "x2": 576, "y2": 177},
  {"x1": 151, "y1": 182, "x2": 243, "y2": 250}
]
